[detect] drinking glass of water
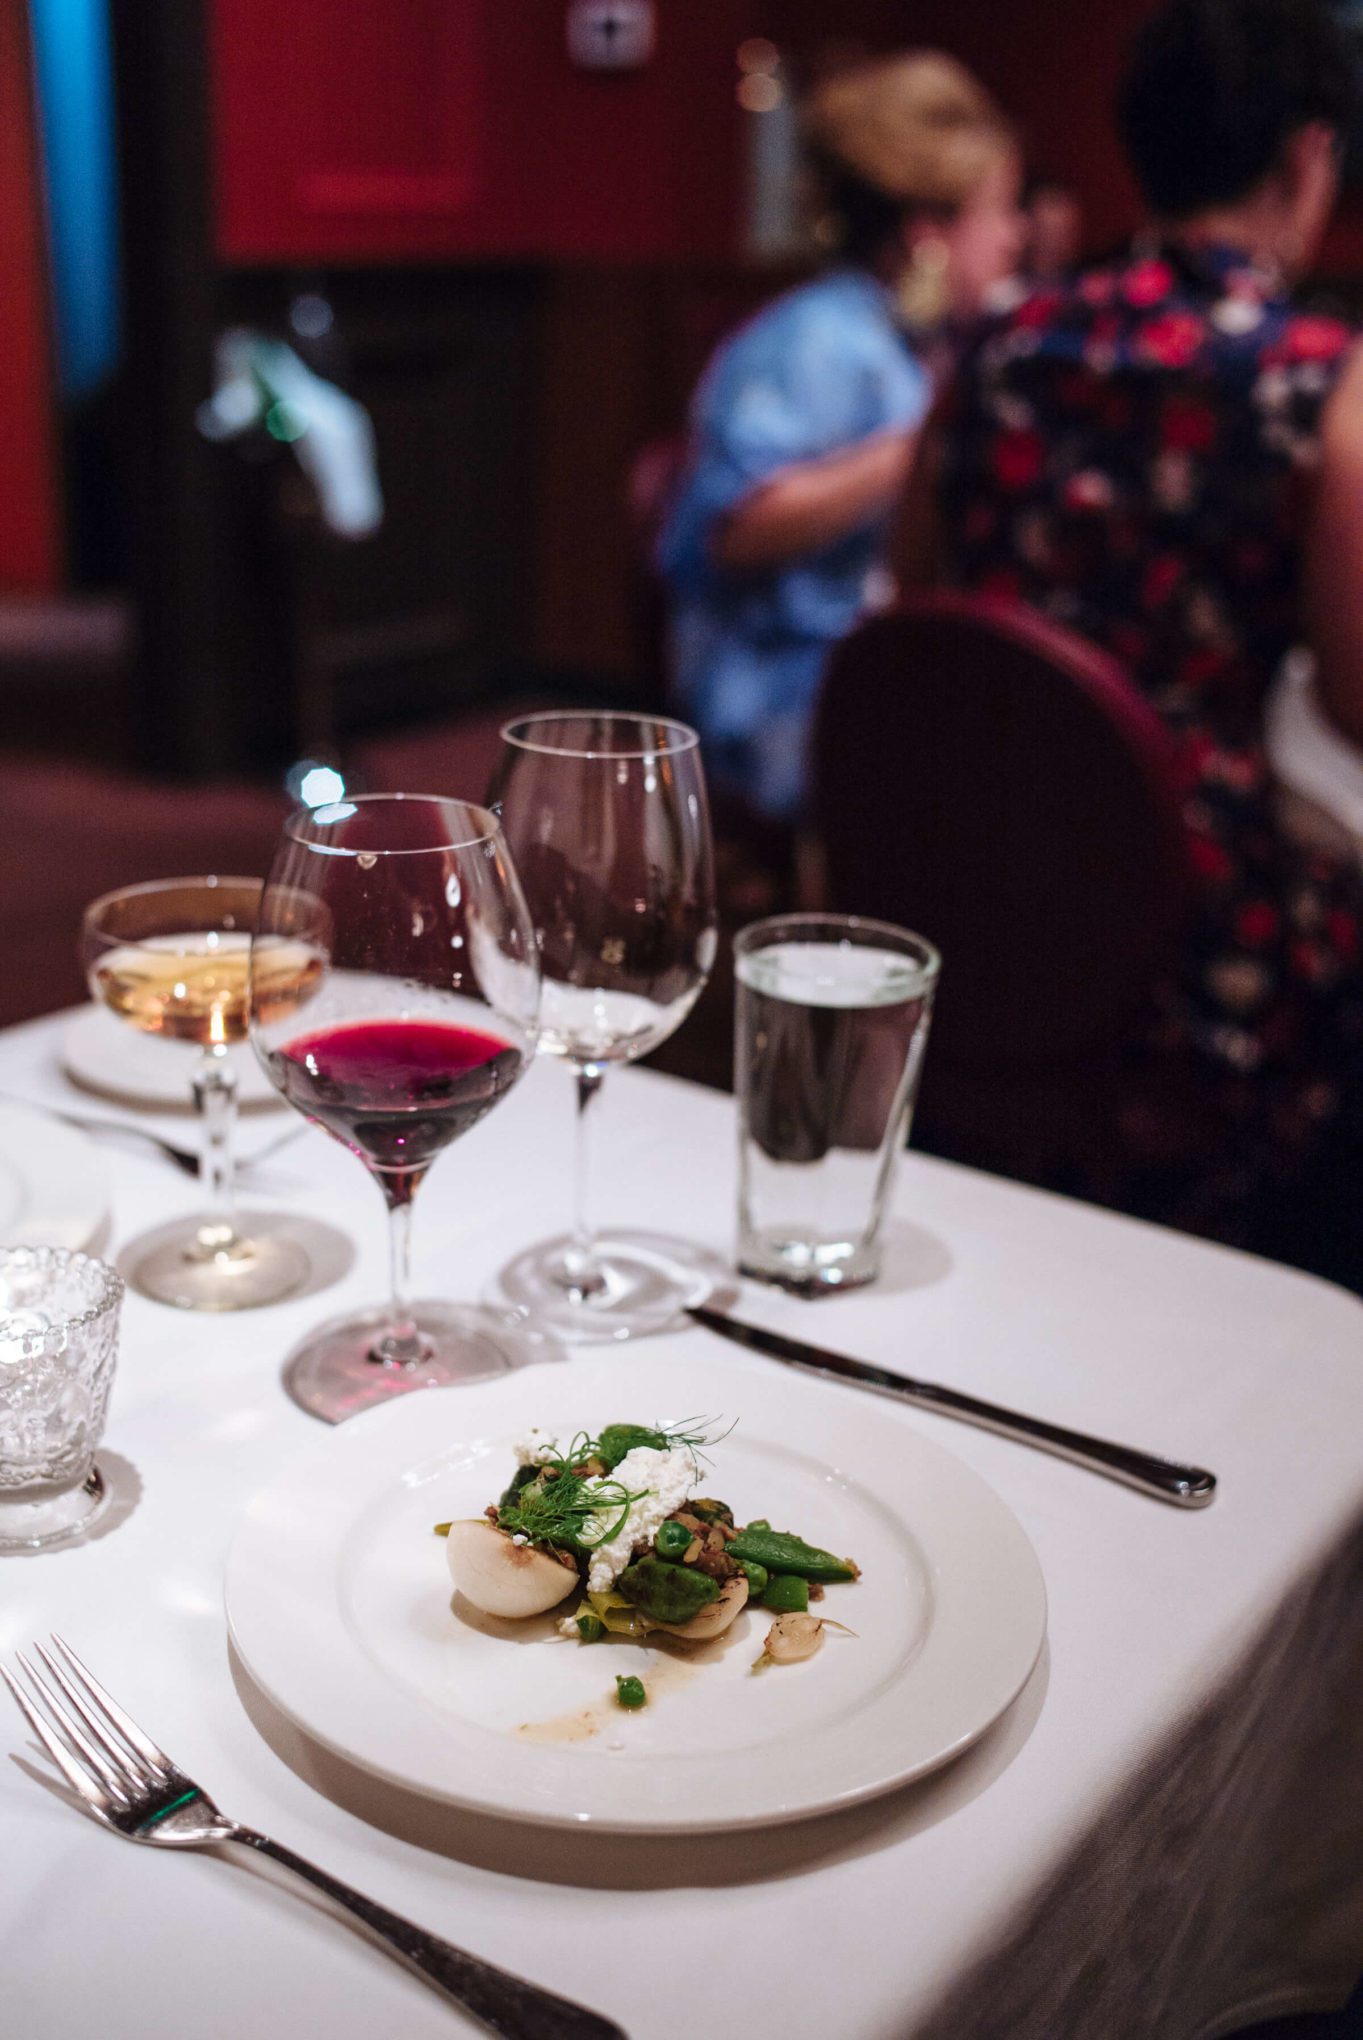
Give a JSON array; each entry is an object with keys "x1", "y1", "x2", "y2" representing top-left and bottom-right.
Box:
[{"x1": 734, "y1": 914, "x2": 940, "y2": 1294}]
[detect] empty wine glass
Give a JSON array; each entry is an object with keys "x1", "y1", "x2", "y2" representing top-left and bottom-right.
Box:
[
  {"x1": 80, "y1": 876, "x2": 313, "y2": 1310},
  {"x1": 488, "y1": 712, "x2": 721, "y2": 1339},
  {"x1": 249, "y1": 795, "x2": 543, "y2": 1421}
]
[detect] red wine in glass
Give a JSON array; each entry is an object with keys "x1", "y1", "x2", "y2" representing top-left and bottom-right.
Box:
[{"x1": 271, "y1": 1018, "x2": 526, "y2": 1203}]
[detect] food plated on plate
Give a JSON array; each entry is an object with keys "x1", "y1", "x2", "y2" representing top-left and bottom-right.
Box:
[
  {"x1": 223, "y1": 1353, "x2": 1046, "y2": 1827},
  {"x1": 438, "y1": 1420, "x2": 860, "y2": 1690}
]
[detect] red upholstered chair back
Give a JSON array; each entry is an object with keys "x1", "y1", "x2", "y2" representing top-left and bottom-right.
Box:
[
  {"x1": 0, "y1": 755, "x2": 289, "y2": 1029},
  {"x1": 812, "y1": 595, "x2": 1191, "y2": 1088}
]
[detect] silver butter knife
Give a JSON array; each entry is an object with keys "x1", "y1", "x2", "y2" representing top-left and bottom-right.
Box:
[{"x1": 686, "y1": 1305, "x2": 1216, "y2": 1508}]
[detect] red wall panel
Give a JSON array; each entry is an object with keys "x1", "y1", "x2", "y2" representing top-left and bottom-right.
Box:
[
  {"x1": 0, "y1": 0, "x2": 61, "y2": 590},
  {"x1": 212, "y1": 0, "x2": 749, "y2": 264},
  {"x1": 213, "y1": 0, "x2": 1363, "y2": 276}
]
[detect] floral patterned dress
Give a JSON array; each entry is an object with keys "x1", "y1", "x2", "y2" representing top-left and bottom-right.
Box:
[{"x1": 937, "y1": 239, "x2": 1363, "y2": 1205}]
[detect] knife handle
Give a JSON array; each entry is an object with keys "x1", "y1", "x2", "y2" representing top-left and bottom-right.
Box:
[
  {"x1": 887, "y1": 1374, "x2": 1217, "y2": 1506},
  {"x1": 687, "y1": 1306, "x2": 1216, "y2": 1508}
]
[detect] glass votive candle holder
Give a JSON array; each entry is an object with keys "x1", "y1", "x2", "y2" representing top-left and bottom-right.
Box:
[{"x1": 0, "y1": 1246, "x2": 124, "y2": 1551}]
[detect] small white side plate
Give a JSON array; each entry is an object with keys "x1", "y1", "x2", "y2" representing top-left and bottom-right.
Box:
[
  {"x1": 0, "y1": 1105, "x2": 110, "y2": 1251},
  {"x1": 225, "y1": 1345, "x2": 1047, "y2": 1833},
  {"x1": 62, "y1": 1003, "x2": 282, "y2": 1112}
]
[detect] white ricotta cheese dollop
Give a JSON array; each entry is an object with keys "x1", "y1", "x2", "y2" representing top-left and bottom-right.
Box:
[
  {"x1": 581, "y1": 1444, "x2": 696, "y2": 1594},
  {"x1": 513, "y1": 1429, "x2": 557, "y2": 1468}
]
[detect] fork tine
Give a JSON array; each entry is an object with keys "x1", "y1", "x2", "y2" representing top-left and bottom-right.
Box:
[
  {"x1": 2, "y1": 1662, "x2": 115, "y2": 1814},
  {"x1": 50, "y1": 1636, "x2": 173, "y2": 1775},
  {"x1": 31, "y1": 1642, "x2": 157, "y2": 1796},
  {"x1": 14, "y1": 1648, "x2": 135, "y2": 1805}
]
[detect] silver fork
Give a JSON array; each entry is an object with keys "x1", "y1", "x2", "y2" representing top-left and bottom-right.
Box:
[
  {"x1": 4, "y1": 1638, "x2": 627, "y2": 2040},
  {"x1": 3, "y1": 1102, "x2": 304, "y2": 1179}
]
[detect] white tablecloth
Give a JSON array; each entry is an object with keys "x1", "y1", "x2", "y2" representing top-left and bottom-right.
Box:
[{"x1": 3, "y1": 1007, "x2": 1363, "y2": 2040}]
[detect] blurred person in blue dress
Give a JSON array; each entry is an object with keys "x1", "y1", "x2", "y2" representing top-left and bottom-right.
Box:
[{"x1": 657, "y1": 53, "x2": 1024, "y2": 826}]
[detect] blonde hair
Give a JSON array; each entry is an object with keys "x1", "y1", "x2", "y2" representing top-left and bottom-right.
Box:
[{"x1": 803, "y1": 52, "x2": 1013, "y2": 217}]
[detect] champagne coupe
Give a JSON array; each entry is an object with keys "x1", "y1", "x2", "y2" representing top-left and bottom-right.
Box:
[
  {"x1": 488, "y1": 712, "x2": 719, "y2": 1339},
  {"x1": 248, "y1": 794, "x2": 542, "y2": 1422},
  {"x1": 81, "y1": 877, "x2": 314, "y2": 1310}
]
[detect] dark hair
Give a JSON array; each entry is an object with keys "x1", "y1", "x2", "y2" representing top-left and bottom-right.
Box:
[
  {"x1": 1118, "y1": 0, "x2": 1359, "y2": 217},
  {"x1": 807, "y1": 148, "x2": 917, "y2": 265}
]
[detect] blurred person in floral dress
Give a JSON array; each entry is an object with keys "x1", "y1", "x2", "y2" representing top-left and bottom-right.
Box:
[{"x1": 915, "y1": 0, "x2": 1363, "y2": 1276}]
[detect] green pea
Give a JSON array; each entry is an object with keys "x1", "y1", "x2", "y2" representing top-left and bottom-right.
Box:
[
  {"x1": 761, "y1": 1573, "x2": 809, "y2": 1613},
  {"x1": 727, "y1": 1528, "x2": 859, "y2": 1582},
  {"x1": 737, "y1": 1559, "x2": 769, "y2": 1597},
  {"x1": 655, "y1": 1520, "x2": 694, "y2": 1562},
  {"x1": 575, "y1": 1611, "x2": 606, "y2": 1643},
  {"x1": 615, "y1": 1675, "x2": 647, "y2": 1710},
  {"x1": 747, "y1": 1518, "x2": 771, "y2": 1531}
]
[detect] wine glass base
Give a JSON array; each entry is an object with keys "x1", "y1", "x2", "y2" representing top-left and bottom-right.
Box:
[
  {"x1": 495, "y1": 1230, "x2": 734, "y2": 1343},
  {"x1": 282, "y1": 1299, "x2": 561, "y2": 1424},
  {"x1": 127, "y1": 1213, "x2": 309, "y2": 1311}
]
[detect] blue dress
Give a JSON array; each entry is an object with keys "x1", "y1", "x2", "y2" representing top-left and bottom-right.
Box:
[{"x1": 657, "y1": 270, "x2": 931, "y2": 821}]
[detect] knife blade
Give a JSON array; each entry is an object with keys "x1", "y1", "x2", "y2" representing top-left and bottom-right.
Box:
[{"x1": 685, "y1": 1304, "x2": 1216, "y2": 1508}]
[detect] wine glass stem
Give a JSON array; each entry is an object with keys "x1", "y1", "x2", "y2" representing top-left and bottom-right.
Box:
[
  {"x1": 371, "y1": 1195, "x2": 431, "y2": 1368},
  {"x1": 563, "y1": 1059, "x2": 606, "y2": 1294},
  {"x1": 388, "y1": 1198, "x2": 416, "y2": 1338},
  {"x1": 191, "y1": 1046, "x2": 241, "y2": 1257}
]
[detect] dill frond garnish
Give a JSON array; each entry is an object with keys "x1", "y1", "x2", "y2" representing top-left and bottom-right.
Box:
[
  {"x1": 497, "y1": 1465, "x2": 644, "y2": 1553},
  {"x1": 662, "y1": 1414, "x2": 737, "y2": 1470},
  {"x1": 497, "y1": 1418, "x2": 736, "y2": 1553}
]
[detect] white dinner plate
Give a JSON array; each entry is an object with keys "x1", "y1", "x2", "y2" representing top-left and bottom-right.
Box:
[
  {"x1": 61, "y1": 1003, "x2": 283, "y2": 1112},
  {"x1": 225, "y1": 1345, "x2": 1047, "y2": 1832},
  {"x1": 0, "y1": 1105, "x2": 110, "y2": 1251}
]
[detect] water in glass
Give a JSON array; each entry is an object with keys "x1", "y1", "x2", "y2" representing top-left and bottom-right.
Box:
[{"x1": 735, "y1": 916, "x2": 939, "y2": 1293}]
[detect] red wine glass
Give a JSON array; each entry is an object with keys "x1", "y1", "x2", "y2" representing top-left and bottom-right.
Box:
[{"x1": 248, "y1": 795, "x2": 543, "y2": 1421}]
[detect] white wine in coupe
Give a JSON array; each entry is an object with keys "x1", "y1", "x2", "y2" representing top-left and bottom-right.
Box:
[
  {"x1": 94, "y1": 932, "x2": 323, "y2": 1047},
  {"x1": 80, "y1": 876, "x2": 312, "y2": 1311}
]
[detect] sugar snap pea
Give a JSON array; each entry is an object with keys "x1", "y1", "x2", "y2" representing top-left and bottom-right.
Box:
[
  {"x1": 761, "y1": 1573, "x2": 809, "y2": 1613},
  {"x1": 596, "y1": 1424, "x2": 668, "y2": 1470},
  {"x1": 727, "y1": 1528, "x2": 859, "y2": 1582},
  {"x1": 616, "y1": 1554, "x2": 720, "y2": 1623}
]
